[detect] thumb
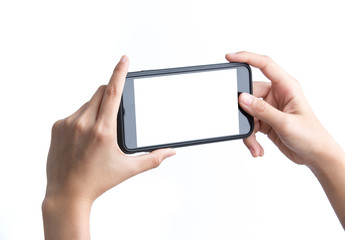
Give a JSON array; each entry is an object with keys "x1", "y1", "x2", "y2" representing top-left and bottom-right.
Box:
[
  {"x1": 239, "y1": 92, "x2": 286, "y2": 129},
  {"x1": 133, "y1": 148, "x2": 176, "y2": 174}
]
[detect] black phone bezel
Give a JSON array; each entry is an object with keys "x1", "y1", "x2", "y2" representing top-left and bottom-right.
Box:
[{"x1": 117, "y1": 62, "x2": 253, "y2": 154}]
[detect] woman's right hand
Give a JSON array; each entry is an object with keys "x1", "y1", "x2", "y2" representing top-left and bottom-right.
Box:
[
  {"x1": 226, "y1": 51, "x2": 339, "y2": 167},
  {"x1": 226, "y1": 51, "x2": 345, "y2": 228}
]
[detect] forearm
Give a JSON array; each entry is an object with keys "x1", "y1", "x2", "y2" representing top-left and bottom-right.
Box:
[
  {"x1": 308, "y1": 141, "x2": 345, "y2": 229},
  {"x1": 42, "y1": 197, "x2": 93, "y2": 240}
]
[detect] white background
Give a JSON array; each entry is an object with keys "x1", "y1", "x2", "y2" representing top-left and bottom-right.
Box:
[
  {"x1": 134, "y1": 69, "x2": 239, "y2": 146},
  {"x1": 0, "y1": 0, "x2": 345, "y2": 239}
]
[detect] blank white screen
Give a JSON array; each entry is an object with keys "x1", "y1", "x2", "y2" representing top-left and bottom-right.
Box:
[{"x1": 134, "y1": 69, "x2": 239, "y2": 147}]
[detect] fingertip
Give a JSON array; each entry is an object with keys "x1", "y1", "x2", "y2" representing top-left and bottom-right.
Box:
[
  {"x1": 244, "y1": 136, "x2": 263, "y2": 158},
  {"x1": 148, "y1": 148, "x2": 176, "y2": 166},
  {"x1": 249, "y1": 147, "x2": 258, "y2": 157},
  {"x1": 151, "y1": 148, "x2": 176, "y2": 169},
  {"x1": 239, "y1": 92, "x2": 253, "y2": 106},
  {"x1": 225, "y1": 52, "x2": 238, "y2": 62},
  {"x1": 252, "y1": 146, "x2": 263, "y2": 158},
  {"x1": 259, "y1": 147, "x2": 264, "y2": 157},
  {"x1": 120, "y1": 55, "x2": 128, "y2": 63},
  {"x1": 114, "y1": 55, "x2": 129, "y2": 72},
  {"x1": 164, "y1": 148, "x2": 176, "y2": 159}
]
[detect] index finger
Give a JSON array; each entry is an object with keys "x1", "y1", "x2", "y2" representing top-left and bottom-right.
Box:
[
  {"x1": 97, "y1": 55, "x2": 129, "y2": 129},
  {"x1": 253, "y1": 81, "x2": 271, "y2": 98},
  {"x1": 225, "y1": 51, "x2": 291, "y2": 84}
]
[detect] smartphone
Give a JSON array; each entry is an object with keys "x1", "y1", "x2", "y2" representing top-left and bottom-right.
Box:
[{"x1": 117, "y1": 62, "x2": 253, "y2": 153}]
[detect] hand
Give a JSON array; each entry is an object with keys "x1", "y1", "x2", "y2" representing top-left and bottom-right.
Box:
[
  {"x1": 226, "y1": 51, "x2": 345, "y2": 229},
  {"x1": 42, "y1": 56, "x2": 176, "y2": 240},
  {"x1": 226, "y1": 51, "x2": 336, "y2": 166},
  {"x1": 45, "y1": 55, "x2": 175, "y2": 202}
]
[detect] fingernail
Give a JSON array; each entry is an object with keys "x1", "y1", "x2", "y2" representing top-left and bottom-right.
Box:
[
  {"x1": 240, "y1": 93, "x2": 253, "y2": 106},
  {"x1": 228, "y1": 52, "x2": 237, "y2": 55},
  {"x1": 120, "y1": 55, "x2": 128, "y2": 63}
]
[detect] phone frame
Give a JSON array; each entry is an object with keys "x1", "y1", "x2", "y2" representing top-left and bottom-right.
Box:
[{"x1": 117, "y1": 62, "x2": 254, "y2": 154}]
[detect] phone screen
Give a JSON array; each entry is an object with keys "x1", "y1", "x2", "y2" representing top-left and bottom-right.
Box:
[
  {"x1": 120, "y1": 63, "x2": 252, "y2": 152},
  {"x1": 134, "y1": 69, "x2": 239, "y2": 147}
]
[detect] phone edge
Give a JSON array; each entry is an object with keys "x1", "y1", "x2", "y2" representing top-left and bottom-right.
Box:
[{"x1": 117, "y1": 62, "x2": 254, "y2": 154}]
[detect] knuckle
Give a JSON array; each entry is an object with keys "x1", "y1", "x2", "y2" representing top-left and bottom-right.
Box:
[
  {"x1": 73, "y1": 118, "x2": 87, "y2": 133},
  {"x1": 255, "y1": 99, "x2": 269, "y2": 115},
  {"x1": 243, "y1": 137, "x2": 251, "y2": 147},
  {"x1": 52, "y1": 119, "x2": 63, "y2": 133},
  {"x1": 150, "y1": 155, "x2": 162, "y2": 169},
  {"x1": 63, "y1": 116, "x2": 73, "y2": 126},
  {"x1": 98, "y1": 85, "x2": 107, "y2": 92},
  {"x1": 92, "y1": 123, "x2": 112, "y2": 141},
  {"x1": 105, "y1": 85, "x2": 120, "y2": 97},
  {"x1": 261, "y1": 55, "x2": 274, "y2": 70},
  {"x1": 263, "y1": 55, "x2": 273, "y2": 63}
]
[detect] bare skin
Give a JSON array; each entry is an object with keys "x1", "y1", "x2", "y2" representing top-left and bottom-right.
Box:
[
  {"x1": 42, "y1": 55, "x2": 176, "y2": 240},
  {"x1": 42, "y1": 52, "x2": 345, "y2": 239},
  {"x1": 226, "y1": 51, "x2": 345, "y2": 229}
]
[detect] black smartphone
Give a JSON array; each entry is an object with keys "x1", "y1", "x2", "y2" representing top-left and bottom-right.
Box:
[{"x1": 117, "y1": 62, "x2": 253, "y2": 154}]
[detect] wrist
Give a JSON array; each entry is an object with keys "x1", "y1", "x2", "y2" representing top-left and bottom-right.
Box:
[
  {"x1": 42, "y1": 196, "x2": 93, "y2": 214},
  {"x1": 42, "y1": 196, "x2": 93, "y2": 240},
  {"x1": 306, "y1": 141, "x2": 345, "y2": 229},
  {"x1": 307, "y1": 139, "x2": 345, "y2": 179}
]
